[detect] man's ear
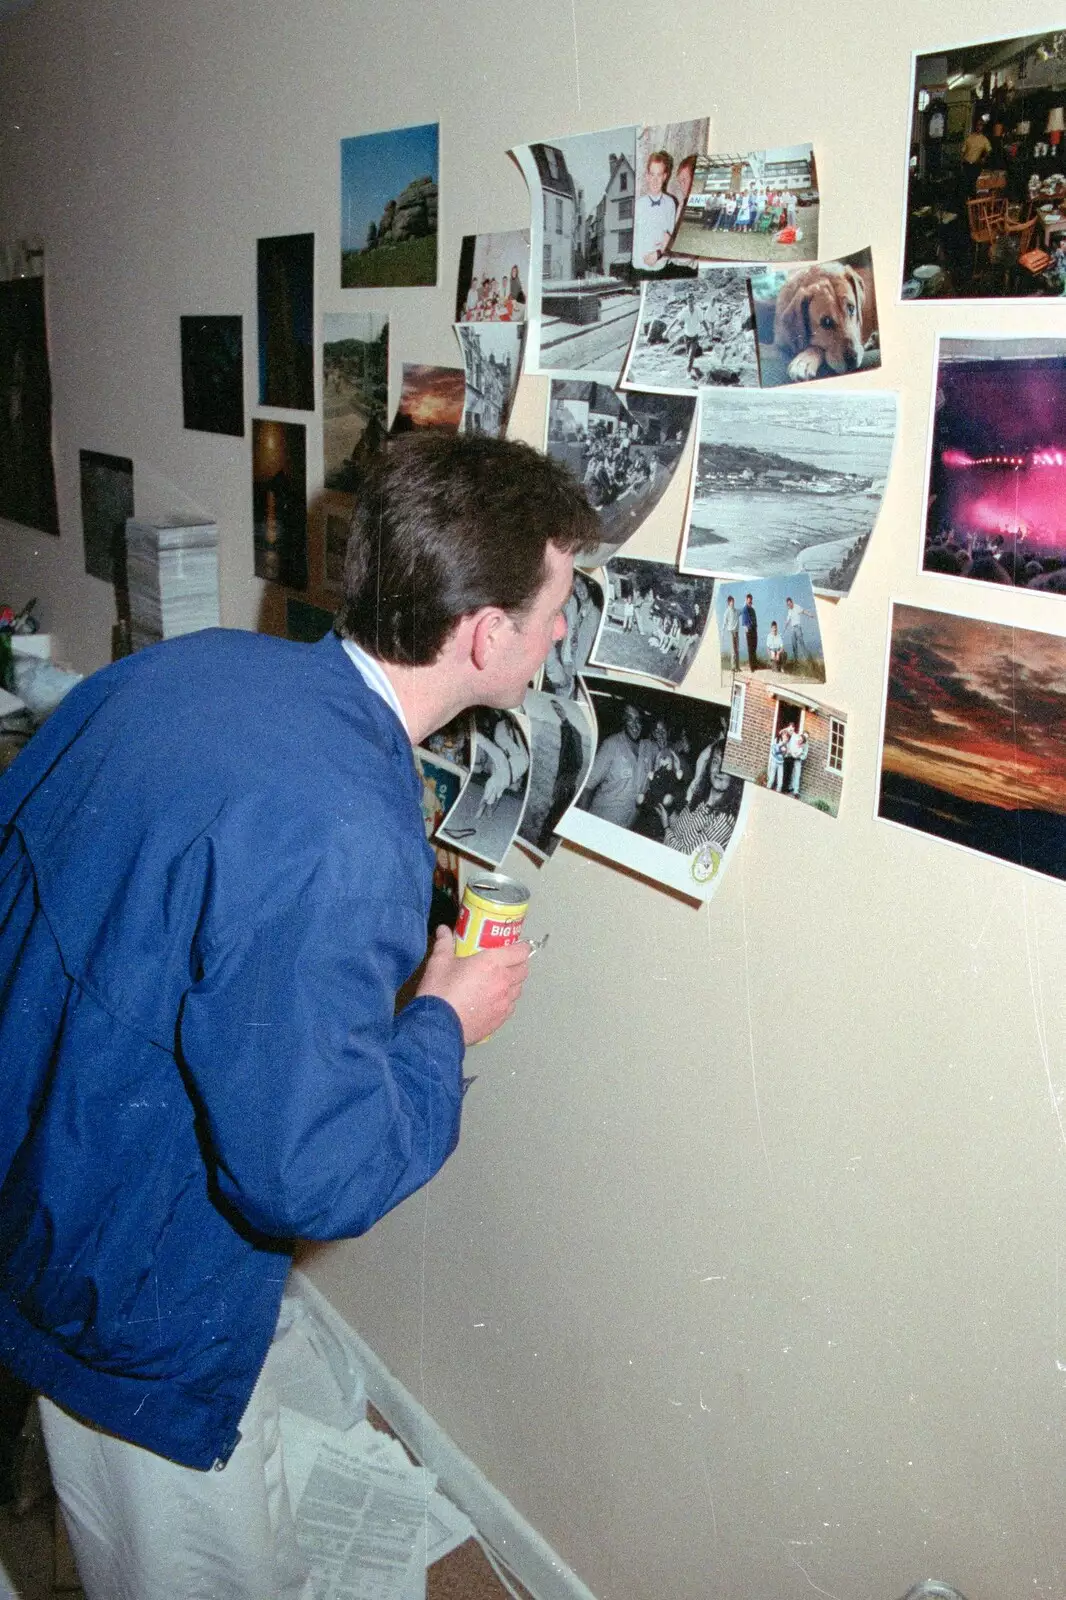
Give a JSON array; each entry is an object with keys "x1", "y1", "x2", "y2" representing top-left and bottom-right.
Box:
[{"x1": 469, "y1": 607, "x2": 508, "y2": 671}]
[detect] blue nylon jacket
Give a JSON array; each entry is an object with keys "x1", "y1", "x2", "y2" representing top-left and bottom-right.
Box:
[{"x1": 0, "y1": 628, "x2": 464, "y2": 1469}]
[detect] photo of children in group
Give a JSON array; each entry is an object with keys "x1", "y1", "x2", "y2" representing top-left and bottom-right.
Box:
[
  {"x1": 669, "y1": 144, "x2": 819, "y2": 265},
  {"x1": 436, "y1": 708, "x2": 532, "y2": 868},
  {"x1": 555, "y1": 679, "x2": 750, "y2": 901},
  {"x1": 455, "y1": 229, "x2": 530, "y2": 322},
  {"x1": 723, "y1": 676, "x2": 846, "y2": 817},
  {"x1": 632, "y1": 119, "x2": 710, "y2": 273},
  {"x1": 714, "y1": 573, "x2": 825, "y2": 683},
  {"x1": 545, "y1": 382, "x2": 696, "y2": 561},
  {"x1": 621, "y1": 269, "x2": 759, "y2": 392},
  {"x1": 588, "y1": 556, "x2": 713, "y2": 687}
]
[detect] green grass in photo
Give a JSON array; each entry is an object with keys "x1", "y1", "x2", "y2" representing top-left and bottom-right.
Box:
[{"x1": 341, "y1": 235, "x2": 437, "y2": 288}]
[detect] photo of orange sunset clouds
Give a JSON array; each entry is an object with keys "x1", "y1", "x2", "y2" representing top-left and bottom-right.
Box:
[{"x1": 878, "y1": 602, "x2": 1066, "y2": 883}]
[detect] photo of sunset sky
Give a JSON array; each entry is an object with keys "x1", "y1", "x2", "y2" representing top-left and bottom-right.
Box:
[{"x1": 879, "y1": 602, "x2": 1066, "y2": 883}]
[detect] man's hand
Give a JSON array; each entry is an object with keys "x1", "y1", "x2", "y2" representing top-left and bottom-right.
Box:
[{"x1": 417, "y1": 925, "x2": 531, "y2": 1044}]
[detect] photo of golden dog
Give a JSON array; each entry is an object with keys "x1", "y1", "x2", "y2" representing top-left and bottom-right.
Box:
[{"x1": 769, "y1": 253, "x2": 878, "y2": 382}]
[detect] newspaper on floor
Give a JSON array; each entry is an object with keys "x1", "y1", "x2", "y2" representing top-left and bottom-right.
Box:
[{"x1": 281, "y1": 1408, "x2": 475, "y2": 1600}]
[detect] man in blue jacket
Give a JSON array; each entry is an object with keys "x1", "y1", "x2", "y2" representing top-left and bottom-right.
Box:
[{"x1": 0, "y1": 431, "x2": 597, "y2": 1598}]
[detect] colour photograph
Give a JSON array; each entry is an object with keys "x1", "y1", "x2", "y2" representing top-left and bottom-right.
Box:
[
  {"x1": 79, "y1": 449, "x2": 134, "y2": 585},
  {"x1": 555, "y1": 680, "x2": 750, "y2": 902},
  {"x1": 680, "y1": 388, "x2": 897, "y2": 595},
  {"x1": 513, "y1": 126, "x2": 642, "y2": 383},
  {"x1": 588, "y1": 556, "x2": 714, "y2": 687},
  {"x1": 436, "y1": 708, "x2": 531, "y2": 870},
  {"x1": 545, "y1": 382, "x2": 695, "y2": 561},
  {"x1": 621, "y1": 270, "x2": 759, "y2": 393},
  {"x1": 879, "y1": 601, "x2": 1066, "y2": 884},
  {"x1": 180, "y1": 315, "x2": 244, "y2": 437},
  {"x1": 714, "y1": 573, "x2": 825, "y2": 683},
  {"x1": 322, "y1": 311, "x2": 388, "y2": 494},
  {"x1": 454, "y1": 323, "x2": 524, "y2": 438},
  {"x1": 455, "y1": 229, "x2": 530, "y2": 322},
  {"x1": 415, "y1": 751, "x2": 465, "y2": 931},
  {"x1": 632, "y1": 119, "x2": 710, "y2": 272},
  {"x1": 671, "y1": 144, "x2": 819, "y2": 265},
  {"x1": 0, "y1": 275, "x2": 59, "y2": 535},
  {"x1": 390, "y1": 365, "x2": 465, "y2": 433},
  {"x1": 751, "y1": 247, "x2": 880, "y2": 385},
  {"x1": 252, "y1": 419, "x2": 308, "y2": 589},
  {"x1": 723, "y1": 676, "x2": 846, "y2": 816},
  {"x1": 515, "y1": 686, "x2": 597, "y2": 862},
  {"x1": 340, "y1": 122, "x2": 439, "y2": 289},
  {"x1": 922, "y1": 336, "x2": 1066, "y2": 593},
  {"x1": 257, "y1": 232, "x2": 314, "y2": 410},
  {"x1": 902, "y1": 30, "x2": 1066, "y2": 301}
]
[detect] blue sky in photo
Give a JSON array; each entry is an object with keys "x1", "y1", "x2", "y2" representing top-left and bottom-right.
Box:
[{"x1": 340, "y1": 122, "x2": 439, "y2": 253}]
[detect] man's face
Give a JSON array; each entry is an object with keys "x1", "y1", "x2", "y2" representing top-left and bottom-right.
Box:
[
  {"x1": 492, "y1": 542, "x2": 574, "y2": 709},
  {"x1": 647, "y1": 160, "x2": 668, "y2": 196},
  {"x1": 623, "y1": 705, "x2": 643, "y2": 741}
]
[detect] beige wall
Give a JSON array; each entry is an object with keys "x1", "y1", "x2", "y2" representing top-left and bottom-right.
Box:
[{"x1": 4, "y1": 1, "x2": 1066, "y2": 1595}]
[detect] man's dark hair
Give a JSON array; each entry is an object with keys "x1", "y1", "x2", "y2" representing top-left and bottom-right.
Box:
[{"x1": 336, "y1": 433, "x2": 600, "y2": 665}]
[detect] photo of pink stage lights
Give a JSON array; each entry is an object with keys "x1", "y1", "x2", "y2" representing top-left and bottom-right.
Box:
[{"x1": 922, "y1": 337, "x2": 1066, "y2": 596}]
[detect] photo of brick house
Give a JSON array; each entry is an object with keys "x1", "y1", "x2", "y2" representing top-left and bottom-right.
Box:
[{"x1": 723, "y1": 675, "x2": 846, "y2": 816}]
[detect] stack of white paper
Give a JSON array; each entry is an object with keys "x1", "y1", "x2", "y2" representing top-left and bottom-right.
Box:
[{"x1": 125, "y1": 517, "x2": 220, "y2": 650}]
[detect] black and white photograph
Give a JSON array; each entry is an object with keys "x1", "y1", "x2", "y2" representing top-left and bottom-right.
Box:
[
  {"x1": 621, "y1": 270, "x2": 759, "y2": 393},
  {"x1": 420, "y1": 711, "x2": 471, "y2": 770},
  {"x1": 436, "y1": 708, "x2": 531, "y2": 869},
  {"x1": 515, "y1": 686, "x2": 597, "y2": 861},
  {"x1": 180, "y1": 315, "x2": 244, "y2": 437},
  {"x1": 750, "y1": 247, "x2": 880, "y2": 385},
  {"x1": 555, "y1": 679, "x2": 750, "y2": 901},
  {"x1": 0, "y1": 273, "x2": 59, "y2": 535},
  {"x1": 540, "y1": 568, "x2": 603, "y2": 699},
  {"x1": 545, "y1": 382, "x2": 696, "y2": 562},
  {"x1": 588, "y1": 555, "x2": 714, "y2": 687},
  {"x1": 632, "y1": 119, "x2": 710, "y2": 272},
  {"x1": 671, "y1": 144, "x2": 819, "y2": 264},
  {"x1": 454, "y1": 322, "x2": 525, "y2": 438},
  {"x1": 455, "y1": 228, "x2": 530, "y2": 322},
  {"x1": 512, "y1": 126, "x2": 642, "y2": 383},
  {"x1": 680, "y1": 387, "x2": 898, "y2": 595},
  {"x1": 79, "y1": 449, "x2": 134, "y2": 585}
]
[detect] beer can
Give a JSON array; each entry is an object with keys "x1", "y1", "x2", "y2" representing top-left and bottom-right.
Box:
[{"x1": 454, "y1": 873, "x2": 530, "y2": 956}]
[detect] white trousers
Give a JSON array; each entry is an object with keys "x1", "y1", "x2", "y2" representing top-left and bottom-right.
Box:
[{"x1": 39, "y1": 1367, "x2": 314, "y2": 1600}]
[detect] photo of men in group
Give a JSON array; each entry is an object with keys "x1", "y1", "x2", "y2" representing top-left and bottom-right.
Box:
[
  {"x1": 545, "y1": 382, "x2": 695, "y2": 561},
  {"x1": 588, "y1": 556, "x2": 713, "y2": 687},
  {"x1": 670, "y1": 144, "x2": 819, "y2": 265},
  {"x1": 714, "y1": 574, "x2": 825, "y2": 683},
  {"x1": 556, "y1": 680, "x2": 750, "y2": 901}
]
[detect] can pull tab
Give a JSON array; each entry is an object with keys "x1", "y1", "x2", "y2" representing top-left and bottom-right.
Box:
[{"x1": 527, "y1": 933, "x2": 550, "y2": 957}]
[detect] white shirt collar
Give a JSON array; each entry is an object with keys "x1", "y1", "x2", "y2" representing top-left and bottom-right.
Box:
[{"x1": 340, "y1": 637, "x2": 410, "y2": 739}]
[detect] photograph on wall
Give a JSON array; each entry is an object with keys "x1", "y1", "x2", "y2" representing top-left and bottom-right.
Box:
[
  {"x1": 714, "y1": 573, "x2": 825, "y2": 682},
  {"x1": 515, "y1": 685, "x2": 597, "y2": 862},
  {"x1": 555, "y1": 679, "x2": 750, "y2": 902},
  {"x1": 421, "y1": 711, "x2": 471, "y2": 771},
  {"x1": 632, "y1": 119, "x2": 710, "y2": 272},
  {"x1": 322, "y1": 498, "x2": 350, "y2": 599},
  {"x1": 921, "y1": 335, "x2": 1066, "y2": 592},
  {"x1": 879, "y1": 601, "x2": 1066, "y2": 884},
  {"x1": 252, "y1": 419, "x2": 308, "y2": 589},
  {"x1": 454, "y1": 322, "x2": 525, "y2": 438},
  {"x1": 180, "y1": 315, "x2": 244, "y2": 437},
  {"x1": 545, "y1": 382, "x2": 695, "y2": 563},
  {"x1": 284, "y1": 598, "x2": 334, "y2": 643},
  {"x1": 415, "y1": 751, "x2": 465, "y2": 931},
  {"x1": 390, "y1": 365, "x2": 465, "y2": 434},
  {"x1": 436, "y1": 708, "x2": 531, "y2": 869},
  {"x1": 751, "y1": 247, "x2": 880, "y2": 385},
  {"x1": 620, "y1": 270, "x2": 759, "y2": 393},
  {"x1": 670, "y1": 144, "x2": 819, "y2": 265},
  {"x1": 539, "y1": 568, "x2": 603, "y2": 699},
  {"x1": 588, "y1": 556, "x2": 714, "y2": 687},
  {"x1": 340, "y1": 122, "x2": 439, "y2": 289},
  {"x1": 322, "y1": 311, "x2": 388, "y2": 494},
  {"x1": 723, "y1": 675, "x2": 846, "y2": 816},
  {"x1": 455, "y1": 229, "x2": 531, "y2": 321},
  {"x1": 79, "y1": 450, "x2": 134, "y2": 585},
  {"x1": 680, "y1": 387, "x2": 897, "y2": 595},
  {"x1": 511, "y1": 126, "x2": 642, "y2": 383},
  {"x1": 0, "y1": 275, "x2": 59, "y2": 535},
  {"x1": 902, "y1": 30, "x2": 1066, "y2": 301},
  {"x1": 257, "y1": 232, "x2": 314, "y2": 410}
]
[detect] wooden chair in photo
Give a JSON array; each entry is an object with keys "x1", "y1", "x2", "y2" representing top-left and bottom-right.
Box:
[{"x1": 966, "y1": 197, "x2": 1008, "y2": 275}]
